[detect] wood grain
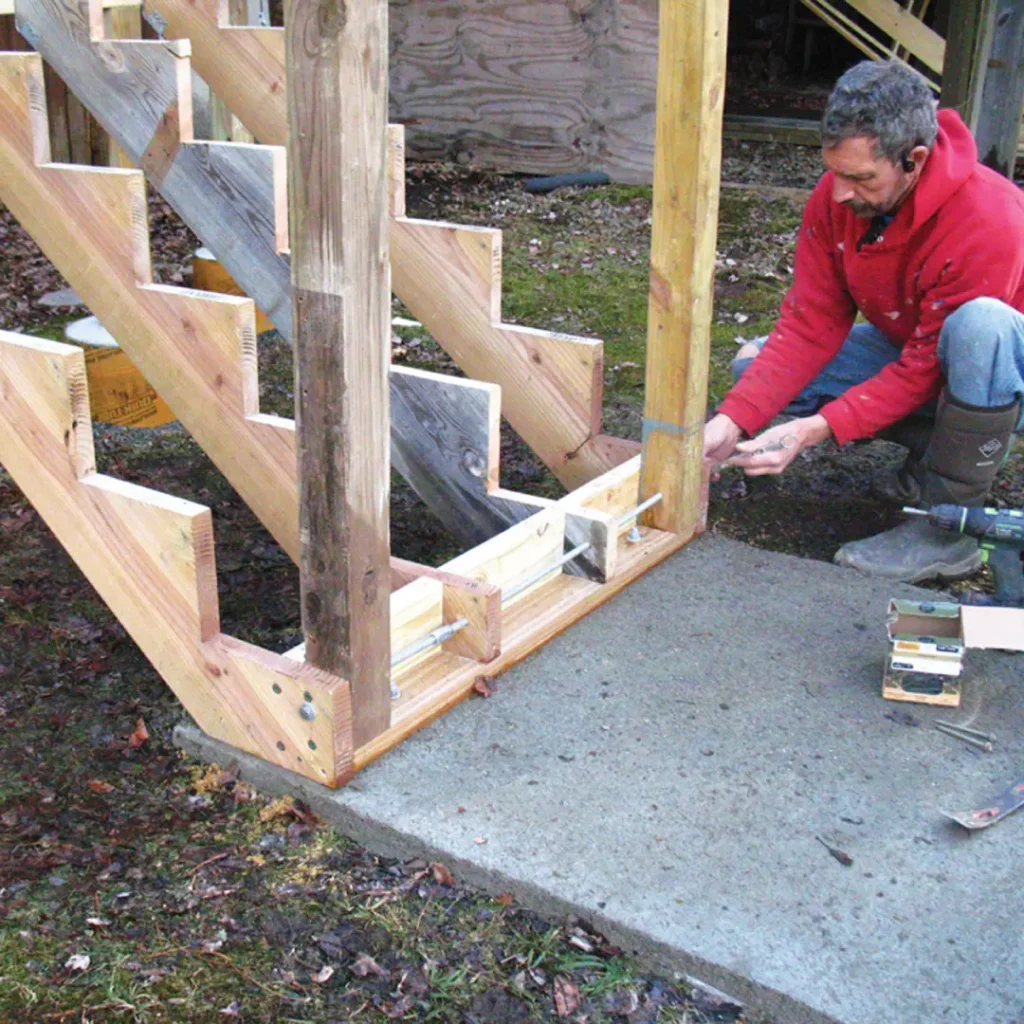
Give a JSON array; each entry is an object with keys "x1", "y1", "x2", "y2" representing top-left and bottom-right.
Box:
[
  {"x1": 16, "y1": 0, "x2": 294, "y2": 337},
  {"x1": 354, "y1": 520, "x2": 691, "y2": 771},
  {"x1": 286, "y1": 0, "x2": 392, "y2": 746},
  {"x1": 389, "y1": 560, "x2": 501, "y2": 662},
  {"x1": 639, "y1": 0, "x2": 725, "y2": 535},
  {"x1": 0, "y1": 50, "x2": 550, "y2": 559},
  {"x1": 0, "y1": 331, "x2": 353, "y2": 787},
  {"x1": 144, "y1": 0, "x2": 627, "y2": 488},
  {"x1": 974, "y1": 1, "x2": 1024, "y2": 178}
]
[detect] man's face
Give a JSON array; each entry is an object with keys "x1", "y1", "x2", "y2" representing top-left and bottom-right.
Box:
[{"x1": 823, "y1": 136, "x2": 909, "y2": 218}]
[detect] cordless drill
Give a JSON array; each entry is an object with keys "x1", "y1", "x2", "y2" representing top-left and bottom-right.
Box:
[{"x1": 903, "y1": 505, "x2": 1024, "y2": 607}]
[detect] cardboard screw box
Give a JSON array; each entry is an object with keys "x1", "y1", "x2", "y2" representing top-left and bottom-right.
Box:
[{"x1": 884, "y1": 598, "x2": 1024, "y2": 707}]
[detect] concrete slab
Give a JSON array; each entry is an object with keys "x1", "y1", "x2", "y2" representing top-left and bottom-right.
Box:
[{"x1": 177, "y1": 536, "x2": 1024, "y2": 1024}]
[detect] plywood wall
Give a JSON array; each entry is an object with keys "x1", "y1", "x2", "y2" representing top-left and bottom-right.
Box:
[{"x1": 390, "y1": 0, "x2": 659, "y2": 183}]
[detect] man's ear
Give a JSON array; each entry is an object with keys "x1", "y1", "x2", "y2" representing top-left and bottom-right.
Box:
[{"x1": 907, "y1": 144, "x2": 929, "y2": 174}]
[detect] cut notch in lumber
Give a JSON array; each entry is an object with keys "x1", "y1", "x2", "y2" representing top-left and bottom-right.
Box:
[{"x1": 0, "y1": 330, "x2": 354, "y2": 786}]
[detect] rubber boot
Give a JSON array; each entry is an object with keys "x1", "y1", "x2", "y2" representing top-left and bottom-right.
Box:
[
  {"x1": 834, "y1": 393, "x2": 1020, "y2": 583},
  {"x1": 870, "y1": 416, "x2": 934, "y2": 504}
]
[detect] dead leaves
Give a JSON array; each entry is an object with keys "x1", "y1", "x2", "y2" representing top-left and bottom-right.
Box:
[
  {"x1": 127, "y1": 718, "x2": 149, "y2": 750},
  {"x1": 553, "y1": 975, "x2": 581, "y2": 1017},
  {"x1": 351, "y1": 952, "x2": 385, "y2": 978},
  {"x1": 257, "y1": 795, "x2": 318, "y2": 827},
  {"x1": 430, "y1": 862, "x2": 454, "y2": 887},
  {"x1": 64, "y1": 953, "x2": 91, "y2": 972},
  {"x1": 472, "y1": 676, "x2": 497, "y2": 698},
  {"x1": 87, "y1": 779, "x2": 114, "y2": 795}
]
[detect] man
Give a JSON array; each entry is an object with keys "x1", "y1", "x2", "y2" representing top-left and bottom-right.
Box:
[{"x1": 703, "y1": 59, "x2": 1024, "y2": 583}]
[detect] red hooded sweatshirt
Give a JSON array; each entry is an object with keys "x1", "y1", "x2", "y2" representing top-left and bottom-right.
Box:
[{"x1": 717, "y1": 110, "x2": 1024, "y2": 446}]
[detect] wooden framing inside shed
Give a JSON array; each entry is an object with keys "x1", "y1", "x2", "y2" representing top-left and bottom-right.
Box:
[{"x1": 0, "y1": 0, "x2": 727, "y2": 787}]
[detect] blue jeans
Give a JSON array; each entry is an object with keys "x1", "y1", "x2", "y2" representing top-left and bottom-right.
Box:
[{"x1": 731, "y1": 297, "x2": 1024, "y2": 431}]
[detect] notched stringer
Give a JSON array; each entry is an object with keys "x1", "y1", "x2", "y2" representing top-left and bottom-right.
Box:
[
  {"x1": 139, "y1": 0, "x2": 634, "y2": 486},
  {"x1": 0, "y1": 21, "x2": 702, "y2": 781},
  {"x1": 0, "y1": 331, "x2": 353, "y2": 786}
]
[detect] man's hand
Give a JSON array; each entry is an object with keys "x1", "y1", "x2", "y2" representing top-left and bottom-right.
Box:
[
  {"x1": 703, "y1": 413, "x2": 743, "y2": 469},
  {"x1": 727, "y1": 414, "x2": 832, "y2": 476}
]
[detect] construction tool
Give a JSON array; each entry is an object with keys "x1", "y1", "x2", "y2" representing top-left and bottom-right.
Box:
[
  {"x1": 943, "y1": 775, "x2": 1024, "y2": 830},
  {"x1": 903, "y1": 505, "x2": 1024, "y2": 607}
]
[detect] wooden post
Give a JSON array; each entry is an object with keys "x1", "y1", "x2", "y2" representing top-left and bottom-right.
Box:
[
  {"x1": 286, "y1": 0, "x2": 392, "y2": 747},
  {"x1": 208, "y1": 0, "x2": 254, "y2": 143},
  {"x1": 105, "y1": 2, "x2": 142, "y2": 167},
  {"x1": 939, "y1": 0, "x2": 996, "y2": 132},
  {"x1": 640, "y1": 0, "x2": 728, "y2": 535},
  {"x1": 974, "y1": 1, "x2": 1024, "y2": 178}
]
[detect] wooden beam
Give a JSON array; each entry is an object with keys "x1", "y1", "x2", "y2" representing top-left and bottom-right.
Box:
[
  {"x1": 355, "y1": 523, "x2": 688, "y2": 772},
  {"x1": 286, "y1": 0, "x2": 391, "y2": 747},
  {"x1": 939, "y1": 0, "x2": 997, "y2": 131},
  {"x1": 16, "y1": 0, "x2": 294, "y2": 338},
  {"x1": 0, "y1": 332, "x2": 353, "y2": 787},
  {"x1": 389, "y1": 560, "x2": 501, "y2": 663},
  {"x1": 0, "y1": 51, "x2": 543, "y2": 561},
  {"x1": 142, "y1": 0, "x2": 628, "y2": 488},
  {"x1": 723, "y1": 113, "x2": 821, "y2": 147},
  {"x1": 975, "y1": 1, "x2": 1024, "y2": 177},
  {"x1": 103, "y1": 2, "x2": 141, "y2": 167},
  {"x1": 639, "y1": 0, "x2": 726, "y2": 536},
  {"x1": 841, "y1": 0, "x2": 945, "y2": 72}
]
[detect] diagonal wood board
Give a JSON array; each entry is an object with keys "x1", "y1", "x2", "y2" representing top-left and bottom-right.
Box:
[
  {"x1": 0, "y1": 324, "x2": 692, "y2": 780},
  {"x1": 0, "y1": 331, "x2": 354, "y2": 787},
  {"x1": 116, "y1": 0, "x2": 633, "y2": 488},
  {"x1": 0, "y1": 52, "x2": 570, "y2": 560}
]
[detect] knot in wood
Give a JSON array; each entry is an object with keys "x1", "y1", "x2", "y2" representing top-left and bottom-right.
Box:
[{"x1": 317, "y1": 0, "x2": 347, "y2": 39}]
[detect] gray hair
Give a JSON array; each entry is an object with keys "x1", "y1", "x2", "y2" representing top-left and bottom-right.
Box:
[{"x1": 821, "y1": 60, "x2": 938, "y2": 163}]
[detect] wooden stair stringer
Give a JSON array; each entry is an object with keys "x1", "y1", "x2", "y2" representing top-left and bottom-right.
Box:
[
  {"x1": 0, "y1": 330, "x2": 354, "y2": 787},
  {"x1": 0, "y1": 52, "x2": 544, "y2": 554},
  {"x1": 15, "y1": 0, "x2": 294, "y2": 338},
  {"x1": 142, "y1": 0, "x2": 635, "y2": 488}
]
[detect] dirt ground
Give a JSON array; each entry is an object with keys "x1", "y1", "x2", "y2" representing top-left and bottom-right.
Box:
[{"x1": 2, "y1": 141, "x2": 1023, "y2": 1023}]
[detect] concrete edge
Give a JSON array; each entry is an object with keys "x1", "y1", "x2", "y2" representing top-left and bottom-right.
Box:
[{"x1": 174, "y1": 722, "x2": 843, "y2": 1024}]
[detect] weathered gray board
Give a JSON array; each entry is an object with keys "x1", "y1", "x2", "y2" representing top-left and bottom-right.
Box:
[
  {"x1": 16, "y1": 0, "x2": 578, "y2": 555},
  {"x1": 16, "y1": 0, "x2": 292, "y2": 337},
  {"x1": 390, "y1": 0, "x2": 659, "y2": 184}
]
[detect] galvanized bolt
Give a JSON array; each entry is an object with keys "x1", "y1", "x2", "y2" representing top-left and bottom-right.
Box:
[
  {"x1": 299, "y1": 702, "x2": 316, "y2": 721},
  {"x1": 390, "y1": 680, "x2": 401, "y2": 700},
  {"x1": 626, "y1": 525, "x2": 642, "y2": 544}
]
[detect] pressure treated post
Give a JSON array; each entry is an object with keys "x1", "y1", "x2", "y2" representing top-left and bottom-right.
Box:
[
  {"x1": 640, "y1": 0, "x2": 728, "y2": 535},
  {"x1": 974, "y1": 1, "x2": 1024, "y2": 178},
  {"x1": 285, "y1": 0, "x2": 392, "y2": 747},
  {"x1": 939, "y1": 0, "x2": 996, "y2": 133},
  {"x1": 105, "y1": 2, "x2": 143, "y2": 167}
]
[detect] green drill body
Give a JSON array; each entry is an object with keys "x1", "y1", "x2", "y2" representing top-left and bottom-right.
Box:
[{"x1": 904, "y1": 505, "x2": 1024, "y2": 607}]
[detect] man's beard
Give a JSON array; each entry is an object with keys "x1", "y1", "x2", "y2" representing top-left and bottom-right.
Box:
[{"x1": 846, "y1": 199, "x2": 884, "y2": 218}]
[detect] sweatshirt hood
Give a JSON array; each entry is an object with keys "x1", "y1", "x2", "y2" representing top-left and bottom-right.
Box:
[{"x1": 908, "y1": 108, "x2": 977, "y2": 231}]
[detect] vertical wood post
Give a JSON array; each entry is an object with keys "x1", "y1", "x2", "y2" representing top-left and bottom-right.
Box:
[
  {"x1": 939, "y1": 0, "x2": 996, "y2": 132},
  {"x1": 286, "y1": 0, "x2": 392, "y2": 747},
  {"x1": 640, "y1": 0, "x2": 728, "y2": 535},
  {"x1": 209, "y1": 0, "x2": 254, "y2": 143},
  {"x1": 105, "y1": 2, "x2": 143, "y2": 167},
  {"x1": 975, "y1": 1, "x2": 1024, "y2": 178}
]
